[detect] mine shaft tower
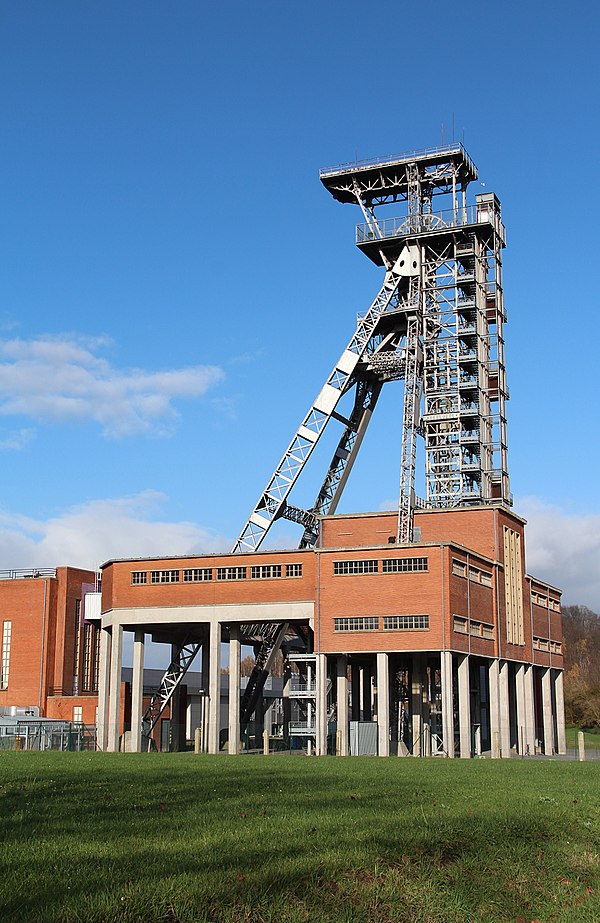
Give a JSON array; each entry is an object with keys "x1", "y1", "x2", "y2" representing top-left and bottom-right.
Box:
[
  {"x1": 234, "y1": 143, "x2": 510, "y2": 553},
  {"x1": 143, "y1": 144, "x2": 511, "y2": 741}
]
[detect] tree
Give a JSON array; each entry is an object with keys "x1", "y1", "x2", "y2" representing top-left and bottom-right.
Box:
[{"x1": 562, "y1": 605, "x2": 600, "y2": 729}]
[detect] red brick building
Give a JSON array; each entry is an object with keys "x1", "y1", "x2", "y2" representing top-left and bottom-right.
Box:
[
  {"x1": 0, "y1": 566, "x2": 101, "y2": 724},
  {"x1": 97, "y1": 503, "x2": 565, "y2": 758}
]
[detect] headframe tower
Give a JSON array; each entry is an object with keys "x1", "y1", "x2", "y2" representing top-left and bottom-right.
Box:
[
  {"x1": 234, "y1": 143, "x2": 509, "y2": 552},
  {"x1": 143, "y1": 144, "x2": 511, "y2": 739}
]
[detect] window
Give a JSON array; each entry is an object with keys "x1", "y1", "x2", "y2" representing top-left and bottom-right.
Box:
[
  {"x1": 73, "y1": 706, "x2": 83, "y2": 723},
  {"x1": 183, "y1": 568, "x2": 213, "y2": 582},
  {"x1": 251, "y1": 565, "x2": 282, "y2": 580},
  {"x1": 452, "y1": 559, "x2": 467, "y2": 578},
  {"x1": 504, "y1": 527, "x2": 524, "y2": 645},
  {"x1": 454, "y1": 616, "x2": 468, "y2": 634},
  {"x1": 480, "y1": 571, "x2": 493, "y2": 587},
  {"x1": 454, "y1": 615, "x2": 494, "y2": 640},
  {"x1": 286, "y1": 563, "x2": 303, "y2": 578},
  {"x1": 72, "y1": 600, "x2": 81, "y2": 694},
  {"x1": 151, "y1": 570, "x2": 180, "y2": 584},
  {"x1": 82, "y1": 624, "x2": 93, "y2": 692},
  {"x1": 131, "y1": 571, "x2": 147, "y2": 585},
  {"x1": 1, "y1": 621, "x2": 11, "y2": 688},
  {"x1": 334, "y1": 617, "x2": 379, "y2": 631},
  {"x1": 382, "y1": 557, "x2": 428, "y2": 573},
  {"x1": 382, "y1": 615, "x2": 429, "y2": 630},
  {"x1": 216, "y1": 567, "x2": 246, "y2": 581},
  {"x1": 333, "y1": 560, "x2": 378, "y2": 575}
]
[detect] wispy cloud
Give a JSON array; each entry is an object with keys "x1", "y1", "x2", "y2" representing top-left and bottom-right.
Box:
[
  {"x1": 518, "y1": 497, "x2": 600, "y2": 612},
  {"x1": 0, "y1": 491, "x2": 229, "y2": 571},
  {"x1": 0, "y1": 428, "x2": 35, "y2": 451},
  {"x1": 0, "y1": 334, "x2": 224, "y2": 437}
]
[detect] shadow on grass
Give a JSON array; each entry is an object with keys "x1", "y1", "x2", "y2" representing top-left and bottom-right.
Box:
[{"x1": 1, "y1": 754, "x2": 599, "y2": 922}]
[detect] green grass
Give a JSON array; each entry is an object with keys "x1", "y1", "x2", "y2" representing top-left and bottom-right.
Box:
[{"x1": 1, "y1": 753, "x2": 600, "y2": 923}]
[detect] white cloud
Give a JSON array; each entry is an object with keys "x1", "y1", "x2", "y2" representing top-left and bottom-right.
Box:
[
  {"x1": 518, "y1": 497, "x2": 600, "y2": 612},
  {"x1": 0, "y1": 491, "x2": 229, "y2": 571},
  {"x1": 0, "y1": 428, "x2": 35, "y2": 451},
  {"x1": 0, "y1": 334, "x2": 224, "y2": 437}
]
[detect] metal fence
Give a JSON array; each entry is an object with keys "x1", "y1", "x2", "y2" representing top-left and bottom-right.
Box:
[{"x1": 0, "y1": 722, "x2": 96, "y2": 751}]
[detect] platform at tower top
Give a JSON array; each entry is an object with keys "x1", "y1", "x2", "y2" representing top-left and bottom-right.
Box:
[{"x1": 320, "y1": 142, "x2": 478, "y2": 203}]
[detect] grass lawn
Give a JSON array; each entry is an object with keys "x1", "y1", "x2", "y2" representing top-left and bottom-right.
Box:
[{"x1": 1, "y1": 753, "x2": 599, "y2": 923}]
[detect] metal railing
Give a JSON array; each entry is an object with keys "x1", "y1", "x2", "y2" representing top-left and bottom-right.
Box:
[
  {"x1": 0, "y1": 722, "x2": 96, "y2": 751},
  {"x1": 0, "y1": 567, "x2": 57, "y2": 580},
  {"x1": 356, "y1": 205, "x2": 505, "y2": 244},
  {"x1": 320, "y1": 142, "x2": 475, "y2": 177}
]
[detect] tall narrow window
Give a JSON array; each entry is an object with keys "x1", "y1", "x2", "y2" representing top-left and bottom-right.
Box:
[
  {"x1": 504, "y1": 527, "x2": 524, "y2": 644},
  {"x1": 1, "y1": 621, "x2": 12, "y2": 689},
  {"x1": 72, "y1": 600, "x2": 82, "y2": 695}
]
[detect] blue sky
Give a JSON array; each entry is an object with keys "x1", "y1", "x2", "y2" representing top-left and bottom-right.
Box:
[{"x1": 0, "y1": 0, "x2": 599, "y2": 617}]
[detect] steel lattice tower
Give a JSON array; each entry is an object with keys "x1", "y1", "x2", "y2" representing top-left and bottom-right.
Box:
[
  {"x1": 234, "y1": 143, "x2": 510, "y2": 552},
  {"x1": 142, "y1": 144, "x2": 511, "y2": 739}
]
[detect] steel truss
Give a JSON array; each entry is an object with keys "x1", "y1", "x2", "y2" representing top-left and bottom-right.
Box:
[
  {"x1": 142, "y1": 633, "x2": 204, "y2": 743},
  {"x1": 234, "y1": 144, "x2": 509, "y2": 557}
]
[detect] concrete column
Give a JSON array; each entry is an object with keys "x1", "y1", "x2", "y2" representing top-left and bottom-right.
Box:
[
  {"x1": 336, "y1": 655, "x2": 349, "y2": 756},
  {"x1": 130, "y1": 629, "x2": 145, "y2": 753},
  {"x1": 377, "y1": 652, "x2": 390, "y2": 757},
  {"x1": 499, "y1": 660, "x2": 511, "y2": 757},
  {"x1": 488, "y1": 658, "x2": 500, "y2": 759},
  {"x1": 228, "y1": 625, "x2": 241, "y2": 755},
  {"x1": 96, "y1": 626, "x2": 112, "y2": 751},
  {"x1": 524, "y1": 665, "x2": 536, "y2": 754},
  {"x1": 315, "y1": 653, "x2": 328, "y2": 756},
  {"x1": 207, "y1": 620, "x2": 221, "y2": 754},
  {"x1": 351, "y1": 662, "x2": 360, "y2": 720},
  {"x1": 554, "y1": 669, "x2": 567, "y2": 755},
  {"x1": 107, "y1": 623, "x2": 123, "y2": 753},
  {"x1": 440, "y1": 651, "x2": 455, "y2": 758},
  {"x1": 282, "y1": 658, "x2": 291, "y2": 742},
  {"x1": 515, "y1": 663, "x2": 534, "y2": 755},
  {"x1": 411, "y1": 654, "x2": 424, "y2": 757},
  {"x1": 515, "y1": 664, "x2": 526, "y2": 755},
  {"x1": 457, "y1": 654, "x2": 471, "y2": 759},
  {"x1": 541, "y1": 667, "x2": 554, "y2": 756}
]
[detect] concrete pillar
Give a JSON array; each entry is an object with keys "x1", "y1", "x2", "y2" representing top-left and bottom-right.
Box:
[
  {"x1": 130, "y1": 629, "x2": 145, "y2": 753},
  {"x1": 488, "y1": 658, "x2": 500, "y2": 758},
  {"x1": 554, "y1": 669, "x2": 567, "y2": 755},
  {"x1": 524, "y1": 665, "x2": 536, "y2": 754},
  {"x1": 351, "y1": 662, "x2": 360, "y2": 720},
  {"x1": 315, "y1": 653, "x2": 328, "y2": 756},
  {"x1": 411, "y1": 654, "x2": 424, "y2": 757},
  {"x1": 282, "y1": 658, "x2": 291, "y2": 742},
  {"x1": 361, "y1": 663, "x2": 372, "y2": 721},
  {"x1": 541, "y1": 667, "x2": 554, "y2": 756},
  {"x1": 228, "y1": 625, "x2": 241, "y2": 755},
  {"x1": 207, "y1": 620, "x2": 221, "y2": 754},
  {"x1": 107, "y1": 623, "x2": 123, "y2": 753},
  {"x1": 457, "y1": 654, "x2": 471, "y2": 758},
  {"x1": 515, "y1": 664, "x2": 526, "y2": 755},
  {"x1": 440, "y1": 651, "x2": 454, "y2": 758},
  {"x1": 336, "y1": 655, "x2": 349, "y2": 756},
  {"x1": 499, "y1": 660, "x2": 511, "y2": 757},
  {"x1": 377, "y1": 652, "x2": 390, "y2": 757},
  {"x1": 96, "y1": 626, "x2": 112, "y2": 751},
  {"x1": 515, "y1": 663, "x2": 534, "y2": 755}
]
